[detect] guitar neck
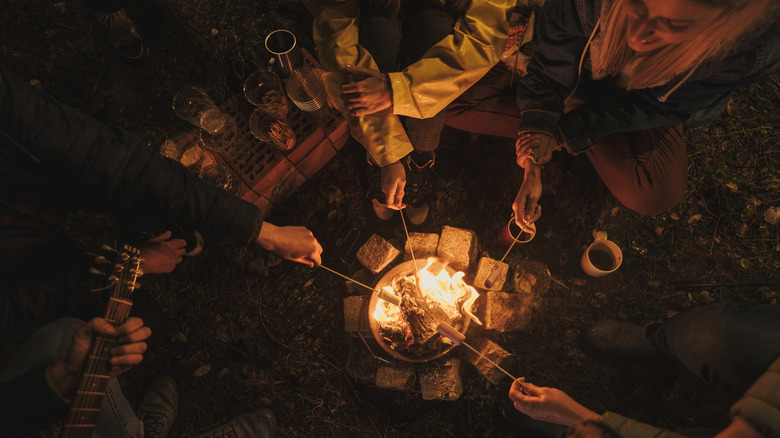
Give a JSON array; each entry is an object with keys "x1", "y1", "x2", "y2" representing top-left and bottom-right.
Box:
[{"x1": 58, "y1": 245, "x2": 139, "y2": 438}]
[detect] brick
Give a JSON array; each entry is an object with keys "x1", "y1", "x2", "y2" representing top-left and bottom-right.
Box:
[
  {"x1": 344, "y1": 268, "x2": 375, "y2": 295},
  {"x1": 418, "y1": 358, "x2": 463, "y2": 401},
  {"x1": 512, "y1": 260, "x2": 552, "y2": 295},
  {"x1": 463, "y1": 338, "x2": 514, "y2": 384},
  {"x1": 473, "y1": 257, "x2": 509, "y2": 291},
  {"x1": 404, "y1": 232, "x2": 439, "y2": 262},
  {"x1": 295, "y1": 136, "x2": 337, "y2": 179},
  {"x1": 262, "y1": 166, "x2": 307, "y2": 207},
  {"x1": 482, "y1": 291, "x2": 537, "y2": 332},
  {"x1": 436, "y1": 226, "x2": 478, "y2": 272},
  {"x1": 343, "y1": 295, "x2": 366, "y2": 332},
  {"x1": 356, "y1": 234, "x2": 401, "y2": 274},
  {"x1": 375, "y1": 363, "x2": 416, "y2": 391}
]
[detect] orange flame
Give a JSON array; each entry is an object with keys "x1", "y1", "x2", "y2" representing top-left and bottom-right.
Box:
[{"x1": 374, "y1": 258, "x2": 482, "y2": 328}]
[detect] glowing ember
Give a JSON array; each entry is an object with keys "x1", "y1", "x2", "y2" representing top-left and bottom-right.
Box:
[{"x1": 373, "y1": 258, "x2": 481, "y2": 355}]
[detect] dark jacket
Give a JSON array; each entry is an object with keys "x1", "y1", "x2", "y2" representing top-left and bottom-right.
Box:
[
  {"x1": 0, "y1": 62, "x2": 263, "y2": 334},
  {"x1": 516, "y1": 0, "x2": 780, "y2": 153}
]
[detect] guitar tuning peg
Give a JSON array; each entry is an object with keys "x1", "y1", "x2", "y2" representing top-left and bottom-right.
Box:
[
  {"x1": 108, "y1": 275, "x2": 119, "y2": 284},
  {"x1": 100, "y1": 244, "x2": 117, "y2": 253},
  {"x1": 88, "y1": 267, "x2": 105, "y2": 276},
  {"x1": 94, "y1": 255, "x2": 110, "y2": 264}
]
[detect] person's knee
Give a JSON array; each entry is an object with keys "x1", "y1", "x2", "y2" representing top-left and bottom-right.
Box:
[{"x1": 616, "y1": 180, "x2": 685, "y2": 215}]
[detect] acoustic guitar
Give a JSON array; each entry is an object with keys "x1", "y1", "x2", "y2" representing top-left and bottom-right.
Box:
[{"x1": 58, "y1": 244, "x2": 142, "y2": 438}]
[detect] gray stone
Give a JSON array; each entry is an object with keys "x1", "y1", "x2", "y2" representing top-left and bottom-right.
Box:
[
  {"x1": 343, "y1": 295, "x2": 367, "y2": 333},
  {"x1": 375, "y1": 363, "x2": 416, "y2": 390},
  {"x1": 418, "y1": 358, "x2": 463, "y2": 401},
  {"x1": 404, "y1": 232, "x2": 439, "y2": 262},
  {"x1": 436, "y1": 226, "x2": 478, "y2": 272},
  {"x1": 482, "y1": 291, "x2": 536, "y2": 332},
  {"x1": 463, "y1": 338, "x2": 514, "y2": 384},
  {"x1": 357, "y1": 234, "x2": 400, "y2": 274},
  {"x1": 473, "y1": 257, "x2": 509, "y2": 291},
  {"x1": 345, "y1": 349, "x2": 379, "y2": 384},
  {"x1": 344, "y1": 268, "x2": 375, "y2": 295}
]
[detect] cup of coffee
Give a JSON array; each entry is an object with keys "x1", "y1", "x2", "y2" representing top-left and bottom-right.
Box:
[
  {"x1": 581, "y1": 231, "x2": 622, "y2": 277},
  {"x1": 265, "y1": 29, "x2": 302, "y2": 77}
]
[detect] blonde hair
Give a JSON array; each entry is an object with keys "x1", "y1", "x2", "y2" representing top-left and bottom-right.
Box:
[{"x1": 592, "y1": 0, "x2": 779, "y2": 91}]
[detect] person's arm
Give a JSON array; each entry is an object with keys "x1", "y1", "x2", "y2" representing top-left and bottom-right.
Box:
[
  {"x1": 387, "y1": 0, "x2": 515, "y2": 119},
  {"x1": 0, "y1": 63, "x2": 261, "y2": 247},
  {"x1": 515, "y1": 0, "x2": 593, "y2": 148},
  {"x1": 0, "y1": 317, "x2": 150, "y2": 437},
  {"x1": 300, "y1": 0, "x2": 413, "y2": 168}
]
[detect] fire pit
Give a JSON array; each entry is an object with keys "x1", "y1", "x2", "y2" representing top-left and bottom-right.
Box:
[{"x1": 368, "y1": 258, "x2": 479, "y2": 363}]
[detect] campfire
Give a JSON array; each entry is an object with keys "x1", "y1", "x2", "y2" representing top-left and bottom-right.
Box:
[{"x1": 370, "y1": 258, "x2": 480, "y2": 362}]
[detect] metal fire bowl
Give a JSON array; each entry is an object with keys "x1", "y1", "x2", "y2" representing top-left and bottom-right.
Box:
[{"x1": 369, "y1": 259, "x2": 471, "y2": 364}]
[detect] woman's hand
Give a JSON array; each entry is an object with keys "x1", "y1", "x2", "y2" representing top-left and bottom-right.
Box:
[
  {"x1": 255, "y1": 222, "x2": 323, "y2": 267},
  {"x1": 340, "y1": 64, "x2": 393, "y2": 117},
  {"x1": 47, "y1": 317, "x2": 151, "y2": 401},
  {"x1": 515, "y1": 132, "x2": 558, "y2": 167},
  {"x1": 381, "y1": 160, "x2": 407, "y2": 210},
  {"x1": 513, "y1": 162, "x2": 542, "y2": 229},
  {"x1": 509, "y1": 378, "x2": 600, "y2": 427},
  {"x1": 140, "y1": 231, "x2": 186, "y2": 274}
]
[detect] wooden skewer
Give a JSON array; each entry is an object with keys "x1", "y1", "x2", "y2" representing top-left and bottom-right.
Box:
[
  {"x1": 317, "y1": 264, "x2": 374, "y2": 292},
  {"x1": 461, "y1": 341, "x2": 518, "y2": 381},
  {"x1": 317, "y1": 264, "x2": 400, "y2": 306}
]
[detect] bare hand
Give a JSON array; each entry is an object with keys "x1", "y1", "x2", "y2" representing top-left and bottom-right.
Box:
[
  {"x1": 48, "y1": 317, "x2": 151, "y2": 400},
  {"x1": 513, "y1": 163, "x2": 542, "y2": 229},
  {"x1": 515, "y1": 132, "x2": 558, "y2": 167},
  {"x1": 509, "y1": 378, "x2": 600, "y2": 427},
  {"x1": 381, "y1": 160, "x2": 406, "y2": 210},
  {"x1": 340, "y1": 64, "x2": 392, "y2": 117},
  {"x1": 255, "y1": 222, "x2": 323, "y2": 267},
  {"x1": 140, "y1": 231, "x2": 186, "y2": 274}
]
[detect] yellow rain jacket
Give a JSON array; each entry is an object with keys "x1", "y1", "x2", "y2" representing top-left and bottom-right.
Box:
[{"x1": 302, "y1": 0, "x2": 515, "y2": 167}]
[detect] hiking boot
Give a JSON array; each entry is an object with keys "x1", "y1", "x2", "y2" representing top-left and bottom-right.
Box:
[
  {"x1": 92, "y1": 8, "x2": 148, "y2": 60},
  {"x1": 194, "y1": 408, "x2": 277, "y2": 438},
  {"x1": 583, "y1": 320, "x2": 657, "y2": 357},
  {"x1": 403, "y1": 152, "x2": 434, "y2": 230},
  {"x1": 137, "y1": 376, "x2": 178, "y2": 438}
]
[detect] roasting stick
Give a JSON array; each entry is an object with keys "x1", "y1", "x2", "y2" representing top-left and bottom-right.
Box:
[
  {"x1": 400, "y1": 210, "x2": 439, "y2": 322},
  {"x1": 317, "y1": 264, "x2": 400, "y2": 306},
  {"x1": 437, "y1": 322, "x2": 518, "y2": 381},
  {"x1": 484, "y1": 217, "x2": 534, "y2": 288}
]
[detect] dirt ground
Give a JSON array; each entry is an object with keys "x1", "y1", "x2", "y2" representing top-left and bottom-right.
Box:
[{"x1": 1, "y1": 0, "x2": 778, "y2": 437}]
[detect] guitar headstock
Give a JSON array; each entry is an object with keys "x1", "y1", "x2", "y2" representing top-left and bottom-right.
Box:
[{"x1": 88, "y1": 244, "x2": 143, "y2": 296}]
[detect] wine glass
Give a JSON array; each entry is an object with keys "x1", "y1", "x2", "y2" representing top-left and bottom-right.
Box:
[
  {"x1": 198, "y1": 164, "x2": 243, "y2": 197},
  {"x1": 244, "y1": 69, "x2": 289, "y2": 118},
  {"x1": 248, "y1": 109, "x2": 296, "y2": 151},
  {"x1": 172, "y1": 87, "x2": 237, "y2": 155}
]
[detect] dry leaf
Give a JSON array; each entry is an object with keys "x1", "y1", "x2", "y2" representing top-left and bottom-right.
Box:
[
  {"x1": 304, "y1": 278, "x2": 315, "y2": 287},
  {"x1": 194, "y1": 365, "x2": 212, "y2": 377},
  {"x1": 571, "y1": 278, "x2": 587, "y2": 286},
  {"x1": 665, "y1": 310, "x2": 679, "y2": 318},
  {"x1": 218, "y1": 368, "x2": 229, "y2": 378},
  {"x1": 764, "y1": 206, "x2": 780, "y2": 225},
  {"x1": 610, "y1": 207, "x2": 620, "y2": 216},
  {"x1": 688, "y1": 214, "x2": 702, "y2": 224},
  {"x1": 725, "y1": 182, "x2": 739, "y2": 192},
  {"x1": 739, "y1": 258, "x2": 751, "y2": 269},
  {"x1": 670, "y1": 212, "x2": 680, "y2": 220},
  {"x1": 655, "y1": 226, "x2": 664, "y2": 235},
  {"x1": 210, "y1": 28, "x2": 219, "y2": 36}
]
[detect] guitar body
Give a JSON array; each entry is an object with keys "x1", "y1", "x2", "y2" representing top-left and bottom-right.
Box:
[{"x1": 58, "y1": 244, "x2": 141, "y2": 438}]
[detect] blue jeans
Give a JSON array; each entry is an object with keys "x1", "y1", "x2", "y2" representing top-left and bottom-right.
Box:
[
  {"x1": 646, "y1": 303, "x2": 780, "y2": 394},
  {"x1": 0, "y1": 318, "x2": 143, "y2": 437}
]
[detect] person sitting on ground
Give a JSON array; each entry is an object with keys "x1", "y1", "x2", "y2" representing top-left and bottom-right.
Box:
[
  {"x1": 507, "y1": 302, "x2": 780, "y2": 437},
  {"x1": 0, "y1": 316, "x2": 277, "y2": 438},
  {"x1": 0, "y1": 61, "x2": 323, "y2": 336},
  {"x1": 301, "y1": 0, "x2": 515, "y2": 230},
  {"x1": 443, "y1": 0, "x2": 780, "y2": 228}
]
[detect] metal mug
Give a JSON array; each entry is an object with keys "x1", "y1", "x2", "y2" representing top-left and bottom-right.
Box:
[
  {"x1": 265, "y1": 29, "x2": 302, "y2": 77},
  {"x1": 581, "y1": 231, "x2": 623, "y2": 277}
]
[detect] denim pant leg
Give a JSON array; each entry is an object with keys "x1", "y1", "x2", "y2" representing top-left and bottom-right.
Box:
[
  {"x1": 0, "y1": 318, "x2": 143, "y2": 438},
  {"x1": 645, "y1": 303, "x2": 780, "y2": 394}
]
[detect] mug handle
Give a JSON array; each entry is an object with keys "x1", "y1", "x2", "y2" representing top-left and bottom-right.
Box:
[{"x1": 593, "y1": 230, "x2": 608, "y2": 241}]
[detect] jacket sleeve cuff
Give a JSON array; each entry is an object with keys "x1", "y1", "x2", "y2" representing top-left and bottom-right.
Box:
[
  {"x1": 558, "y1": 110, "x2": 593, "y2": 153},
  {"x1": 388, "y1": 72, "x2": 413, "y2": 116},
  {"x1": 518, "y1": 109, "x2": 560, "y2": 134}
]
